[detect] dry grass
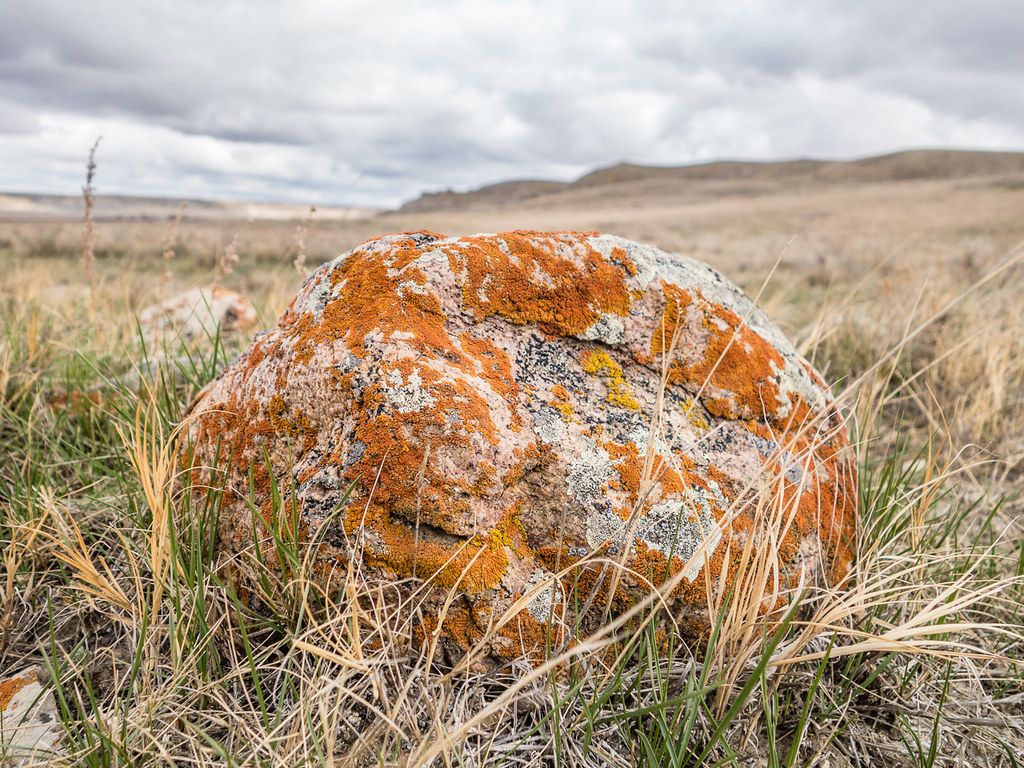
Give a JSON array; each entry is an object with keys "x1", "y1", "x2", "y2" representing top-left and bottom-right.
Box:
[{"x1": 1, "y1": 175, "x2": 1023, "y2": 766}]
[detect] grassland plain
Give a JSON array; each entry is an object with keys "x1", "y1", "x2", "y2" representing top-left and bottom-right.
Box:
[{"x1": 1, "y1": 172, "x2": 1023, "y2": 766}]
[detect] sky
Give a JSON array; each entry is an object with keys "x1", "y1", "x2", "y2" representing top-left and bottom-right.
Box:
[{"x1": 1, "y1": 0, "x2": 1022, "y2": 208}]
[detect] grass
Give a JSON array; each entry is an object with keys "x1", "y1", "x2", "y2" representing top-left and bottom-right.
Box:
[{"x1": 1, "y1": 202, "x2": 1023, "y2": 766}]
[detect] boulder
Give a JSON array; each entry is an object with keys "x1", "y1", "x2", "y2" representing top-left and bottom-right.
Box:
[
  {"x1": 185, "y1": 231, "x2": 857, "y2": 662},
  {"x1": 139, "y1": 286, "x2": 257, "y2": 346}
]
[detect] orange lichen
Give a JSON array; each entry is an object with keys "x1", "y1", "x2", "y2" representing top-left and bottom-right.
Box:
[
  {"x1": 459, "y1": 332, "x2": 523, "y2": 429},
  {"x1": 655, "y1": 282, "x2": 793, "y2": 423},
  {"x1": 603, "y1": 441, "x2": 695, "y2": 503},
  {"x1": 0, "y1": 672, "x2": 33, "y2": 711},
  {"x1": 450, "y1": 231, "x2": 632, "y2": 337},
  {"x1": 267, "y1": 394, "x2": 313, "y2": 439},
  {"x1": 363, "y1": 522, "x2": 508, "y2": 593},
  {"x1": 286, "y1": 233, "x2": 455, "y2": 364},
  {"x1": 415, "y1": 599, "x2": 563, "y2": 664},
  {"x1": 357, "y1": 503, "x2": 527, "y2": 593},
  {"x1": 550, "y1": 384, "x2": 574, "y2": 421},
  {"x1": 657, "y1": 463, "x2": 686, "y2": 497},
  {"x1": 610, "y1": 246, "x2": 638, "y2": 276},
  {"x1": 337, "y1": 358, "x2": 504, "y2": 539},
  {"x1": 604, "y1": 440, "x2": 644, "y2": 505}
]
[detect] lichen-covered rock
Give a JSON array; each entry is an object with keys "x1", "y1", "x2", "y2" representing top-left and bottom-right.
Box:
[
  {"x1": 140, "y1": 286, "x2": 257, "y2": 345},
  {"x1": 0, "y1": 669, "x2": 61, "y2": 764},
  {"x1": 186, "y1": 231, "x2": 857, "y2": 662}
]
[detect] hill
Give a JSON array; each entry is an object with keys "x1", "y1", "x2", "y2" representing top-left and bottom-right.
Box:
[{"x1": 397, "y1": 149, "x2": 1024, "y2": 212}]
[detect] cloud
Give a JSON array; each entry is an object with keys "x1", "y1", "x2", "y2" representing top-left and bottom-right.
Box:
[{"x1": 0, "y1": 0, "x2": 1022, "y2": 206}]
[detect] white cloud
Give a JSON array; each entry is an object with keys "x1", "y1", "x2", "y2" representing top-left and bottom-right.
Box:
[{"x1": 1, "y1": 0, "x2": 1022, "y2": 206}]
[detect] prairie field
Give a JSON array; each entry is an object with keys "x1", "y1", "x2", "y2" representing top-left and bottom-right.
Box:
[{"x1": 2, "y1": 172, "x2": 1023, "y2": 766}]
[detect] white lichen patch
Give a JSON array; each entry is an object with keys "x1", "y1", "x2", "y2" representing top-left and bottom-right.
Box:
[
  {"x1": 396, "y1": 279, "x2": 429, "y2": 297},
  {"x1": 625, "y1": 423, "x2": 674, "y2": 460},
  {"x1": 296, "y1": 274, "x2": 334, "y2": 317},
  {"x1": 382, "y1": 367, "x2": 436, "y2": 413},
  {"x1": 769, "y1": 356, "x2": 827, "y2": 418},
  {"x1": 567, "y1": 440, "x2": 614, "y2": 507},
  {"x1": 588, "y1": 235, "x2": 659, "y2": 292},
  {"x1": 640, "y1": 487, "x2": 726, "y2": 582},
  {"x1": 410, "y1": 248, "x2": 451, "y2": 269},
  {"x1": 585, "y1": 506, "x2": 624, "y2": 553},
  {"x1": 596, "y1": 235, "x2": 753, "y2": 319},
  {"x1": 580, "y1": 313, "x2": 626, "y2": 345},
  {"x1": 495, "y1": 236, "x2": 513, "y2": 257},
  {"x1": 523, "y1": 569, "x2": 559, "y2": 621},
  {"x1": 529, "y1": 262, "x2": 556, "y2": 289},
  {"x1": 533, "y1": 407, "x2": 568, "y2": 444},
  {"x1": 477, "y1": 274, "x2": 491, "y2": 303},
  {"x1": 586, "y1": 483, "x2": 726, "y2": 583}
]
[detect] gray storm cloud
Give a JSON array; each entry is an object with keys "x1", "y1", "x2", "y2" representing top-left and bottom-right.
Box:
[{"x1": 0, "y1": 0, "x2": 1021, "y2": 206}]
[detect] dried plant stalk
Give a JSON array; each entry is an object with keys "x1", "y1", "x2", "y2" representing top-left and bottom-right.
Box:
[
  {"x1": 80, "y1": 137, "x2": 101, "y2": 296},
  {"x1": 160, "y1": 201, "x2": 187, "y2": 294},
  {"x1": 293, "y1": 205, "x2": 317, "y2": 275},
  {"x1": 218, "y1": 218, "x2": 250, "y2": 281}
]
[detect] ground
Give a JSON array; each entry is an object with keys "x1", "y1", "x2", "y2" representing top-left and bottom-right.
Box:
[{"x1": 1, "y1": 171, "x2": 1022, "y2": 766}]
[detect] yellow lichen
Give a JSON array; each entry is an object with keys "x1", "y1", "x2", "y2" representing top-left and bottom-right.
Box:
[
  {"x1": 581, "y1": 350, "x2": 641, "y2": 411},
  {"x1": 681, "y1": 397, "x2": 709, "y2": 431}
]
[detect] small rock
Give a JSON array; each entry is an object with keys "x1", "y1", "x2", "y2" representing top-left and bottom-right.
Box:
[
  {"x1": 139, "y1": 286, "x2": 257, "y2": 346},
  {"x1": 0, "y1": 669, "x2": 62, "y2": 765}
]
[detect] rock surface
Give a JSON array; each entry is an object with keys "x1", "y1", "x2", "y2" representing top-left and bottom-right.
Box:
[
  {"x1": 0, "y1": 669, "x2": 61, "y2": 764},
  {"x1": 185, "y1": 231, "x2": 857, "y2": 662},
  {"x1": 140, "y1": 286, "x2": 257, "y2": 346}
]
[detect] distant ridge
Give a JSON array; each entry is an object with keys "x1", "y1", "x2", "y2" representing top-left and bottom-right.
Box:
[
  {"x1": 0, "y1": 192, "x2": 378, "y2": 222},
  {"x1": 397, "y1": 149, "x2": 1024, "y2": 213}
]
